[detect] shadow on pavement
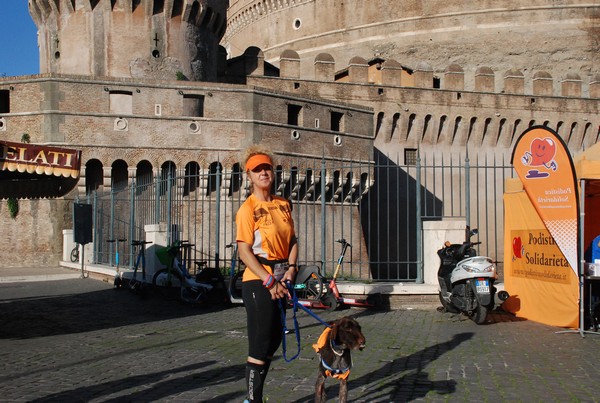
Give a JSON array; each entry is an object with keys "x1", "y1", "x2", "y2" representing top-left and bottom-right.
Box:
[
  {"x1": 351, "y1": 332, "x2": 472, "y2": 401},
  {"x1": 0, "y1": 279, "x2": 232, "y2": 339},
  {"x1": 28, "y1": 361, "x2": 246, "y2": 402},
  {"x1": 286, "y1": 332, "x2": 473, "y2": 403}
]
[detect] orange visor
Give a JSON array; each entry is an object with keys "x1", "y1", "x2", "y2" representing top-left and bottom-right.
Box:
[{"x1": 245, "y1": 154, "x2": 273, "y2": 172}]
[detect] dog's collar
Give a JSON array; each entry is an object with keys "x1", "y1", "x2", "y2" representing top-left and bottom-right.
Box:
[
  {"x1": 320, "y1": 339, "x2": 353, "y2": 379},
  {"x1": 320, "y1": 356, "x2": 352, "y2": 378},
  {"x1": 330, "y1": 338, "x2": 345, "y2": 356}
]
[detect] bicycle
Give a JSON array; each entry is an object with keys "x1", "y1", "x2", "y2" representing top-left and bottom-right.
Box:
[
  {"x1": 129, "y1": 240, "x2": 152, "y2": 297},
  {"x1": 107, "y1": 238, "x2": 127, "y2": 288},
  {"x1": 70, "y1": 245, "x2": 79, "y2": 262},
  {"x1": 152, "y1": 240, "x2": 214, "y2": 304}
]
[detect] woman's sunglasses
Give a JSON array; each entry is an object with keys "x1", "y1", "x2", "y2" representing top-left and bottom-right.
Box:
[{"x1": 250, "y1": 164, "x2": 273, "y2": 173}]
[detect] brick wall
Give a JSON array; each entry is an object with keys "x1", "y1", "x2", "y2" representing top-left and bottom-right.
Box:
[{"x1": 0, "y1": 198, "x2": 71, "y2": 268}]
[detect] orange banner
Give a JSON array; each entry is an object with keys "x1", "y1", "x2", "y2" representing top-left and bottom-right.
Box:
[{"x1": 511, "y1": 126, "x2": 579, "y2": 275}]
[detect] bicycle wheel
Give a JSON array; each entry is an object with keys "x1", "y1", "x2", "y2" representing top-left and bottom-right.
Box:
[
  {"x1": 152, "y1": 268, "x2": 183, "y2": 300},
  {"x1": 295, "y1": 272, "x2": 325, "y2": 301},
  {"x1": 70, "y1": 247, "x2": 79, "y2": 263}
]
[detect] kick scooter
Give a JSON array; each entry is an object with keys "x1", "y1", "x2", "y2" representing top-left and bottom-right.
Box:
[
  {"x1": 107, "y1": 238, "x2": 127, "y2": 288},
  {"x1": 321, "y1": 238, "x2": 382, "y2": 311}
]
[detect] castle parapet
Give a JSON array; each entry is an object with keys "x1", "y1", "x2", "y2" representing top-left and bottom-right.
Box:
[
  {"x1": 269, "y1": 48, "x2": 599, "y2": 99},
  {"x1": 591, "y1": 75, "x2": 600, "y2": 99},
  {"x1": 474, "y1": 67, "x2": 495, "y2": 92},
  {"x1": 381, "y1": 60, "x2": 403, "y2": 87},
  {"x1": 280, "y1": 50, "x2": 300, "y2": 79},
  {"x1": 413, "y1": 62, "x2": 433, "y2": 89},
  {"x1": 348, "y1": 57, "x2": 369, "y2": 83},
  {"x1": 533, "y1": 71, "x2": 554, "y2": 96},
  {"x1": 314, "y1": 53, "x2": 336, "y2": 82},
  {"x1": 561, "y1": 73, "x2": 582, "y2": 97},
  {"x1": 444, "y1": 64, "x2": 464, "y2": 91},
  {"x1": 503, "y1": 69, "x2": 525, "y2": 95}
]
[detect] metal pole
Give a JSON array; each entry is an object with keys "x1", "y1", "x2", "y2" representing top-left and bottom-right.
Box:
[
  {"x1": 215, "y1": 164, "x2": 222, "y2": 269},
  {"x1": 321, "y1": 159, "x2": 327, "y2": 275},
  {"x1": 109, "y1": 189, "x2": 115, "y2": 266},
  {"x1": 416, "y1": 149, "x2": 423, "y2": 284},
  {"x1": 465, "y1": 146, "x2": 471, "y2": 239},
  {"x1": 155, "y1": 175, "x2": 160, "y2": 225},
  {"x1": 129, "y1": 180, "x2": 136, "y2": 267},
  {"x1": 579, "y1": 179, "x2": 586, "y2": 335},
  {"x1": 167, "y1": 171, "x2": 173, "y2": 245},
  {"x1": 93, "y1": 191, "x2": 98, "y2": 264}
]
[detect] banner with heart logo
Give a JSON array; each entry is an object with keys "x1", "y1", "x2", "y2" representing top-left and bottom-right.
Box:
[{"x1": 511, "y1": 126, "x2": 579, "y2": 276}]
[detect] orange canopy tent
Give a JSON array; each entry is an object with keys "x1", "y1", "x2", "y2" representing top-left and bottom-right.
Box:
[{"x1": 574, "y1": 142, "x2": 600, "y2": 259}]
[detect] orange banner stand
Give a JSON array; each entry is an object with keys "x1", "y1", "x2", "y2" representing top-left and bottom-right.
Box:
[{"x1": 504, "y1": 126, "x2": 580, "y2": 329}]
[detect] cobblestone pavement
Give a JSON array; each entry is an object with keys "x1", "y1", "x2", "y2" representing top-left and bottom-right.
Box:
[{"x1": 1, "y1": 277, "x2": 600, "y2": 402}]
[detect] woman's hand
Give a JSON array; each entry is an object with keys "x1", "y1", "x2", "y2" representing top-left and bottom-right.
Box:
[
  {"x1": 282, "y1": 266, "x2": 296, "y2": 283},
  {"x1": 269, "y1": 281, "x2": 287, "y2": 300}
]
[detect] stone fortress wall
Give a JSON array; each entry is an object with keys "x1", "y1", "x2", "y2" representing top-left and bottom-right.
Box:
[
  {"x1": 223, "y1": 0, "x2": 600, "y2": 158},
  {"x1": 242, "y1": 47, "x2": 600, "y2": 159},
  {"x1": 223, "y1": 0, "x2": 600, "y2": 90}
]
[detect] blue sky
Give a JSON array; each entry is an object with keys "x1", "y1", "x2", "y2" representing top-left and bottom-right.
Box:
[{"x1": 0, "y1": 2, "x2": 39, "y2": 77}]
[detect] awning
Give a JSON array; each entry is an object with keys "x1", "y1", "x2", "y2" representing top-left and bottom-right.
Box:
[{"x1": 0, "y1": 140, "x2": 81, "y2": 199}]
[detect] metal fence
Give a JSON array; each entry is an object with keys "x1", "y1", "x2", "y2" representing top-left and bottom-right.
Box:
[{"x1": 82, "y1": 150, "x2": 514, "y2": 282}]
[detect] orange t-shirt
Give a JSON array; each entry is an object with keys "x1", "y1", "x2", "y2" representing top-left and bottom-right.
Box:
[{"x1": 236, "y1": 194, "x2": 295, "y2": 281}]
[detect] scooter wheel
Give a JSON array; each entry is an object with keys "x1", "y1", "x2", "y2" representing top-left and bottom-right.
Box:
[
  {"x1": 322, "y1": 293, "x2": 338, "y2": 311},
  {"x1": 471, "y1": 304, "x2": 488, "y2": 325},
  {"x1": 438, "y1": 292, "x2": 460, "y2": 313}
]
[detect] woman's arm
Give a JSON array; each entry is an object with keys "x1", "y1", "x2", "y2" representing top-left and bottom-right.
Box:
[
  {"x1": 282, "y1": 236, "x2": 298, "y2": 283},
  {"x1": 238, "y1": 241, "x2": 287, "y2": 300}
]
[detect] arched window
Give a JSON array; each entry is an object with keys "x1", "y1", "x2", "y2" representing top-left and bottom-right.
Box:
[
  {"x1": 111, "y1": 159, "x2": 128, "y2": 192},
  {"x1": 85, "y1": 159, "x2": 103, "y2": 195}
]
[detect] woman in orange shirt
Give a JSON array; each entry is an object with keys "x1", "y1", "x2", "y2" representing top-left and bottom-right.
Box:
[{"x1": 236, "y1": 148, "x2": 298, "y2": 403}]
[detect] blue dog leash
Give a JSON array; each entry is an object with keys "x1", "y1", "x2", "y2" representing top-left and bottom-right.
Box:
[{"x1": 279, "y1": 281, "x2": 330, "y2": 362}]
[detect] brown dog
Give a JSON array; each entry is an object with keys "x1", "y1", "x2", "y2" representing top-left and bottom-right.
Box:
[{"x1": 313, "y1": 316, "x2": 366, "y2": 403}]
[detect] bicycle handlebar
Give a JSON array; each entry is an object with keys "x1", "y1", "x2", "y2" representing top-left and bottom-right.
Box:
[{"x1": 336, "y1": 238, "x2": 352, "y2": 248}]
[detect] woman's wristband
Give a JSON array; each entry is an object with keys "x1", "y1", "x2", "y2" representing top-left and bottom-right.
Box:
[
  {"x1": 288, "y1": 263, "x2": 297, "y2": 270},
  {"x1": 263, "y1": 275, "x2": 276, "y2": 289}
]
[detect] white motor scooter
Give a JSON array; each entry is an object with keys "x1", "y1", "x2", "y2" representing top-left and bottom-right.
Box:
[{"x1": 437, "y1": 228, "x2": 509, "y2": 324}]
